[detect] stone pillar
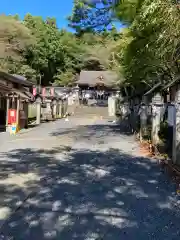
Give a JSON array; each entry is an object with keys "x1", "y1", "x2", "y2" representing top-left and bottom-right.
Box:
[
  {"x1": 173, "y1": 86, "x2": 180, "y2": 165},
  {"x1": 108, "y1": 95, "x2": 116, "y2": 117},
  {"x1": 74, "y1": 85, "x2": 80, "y2": 106},
  {"x1": 61, "y1": 100, "x2": 65, "y2": 117},
  {"x1": 52, "y1": 99, "x2": 57, "y2": 120},
  {"x1": 133, "y1": 97, "x2": 140, "y2": 133},
  {"x1": 151, "y1": 93, "x2": 164, "y2": 145},
  {"x1": 65, "y1": 99, "x2": 68, "y2": 115},
  {"x1": 115, "y1": 92, "x2": 123, "y2": 122},
  {"x1": 6, "y1": 98, "x2": 9, "y2": 129},
  {"x1": 58, "y1": 100, "x2": 63, "y2": 118},
  {"x1": 24, "y1": 101, "x2": 28, "y2": 128},
  {"x1": 16, "y1": 97, "x2": 20, "y2": 130},
  {"x1": 36, "y1": 96, "x2": 41, "y2": 125},
  {"x1": 139, "y1": 96, "x2": 148, "y2": 141}
]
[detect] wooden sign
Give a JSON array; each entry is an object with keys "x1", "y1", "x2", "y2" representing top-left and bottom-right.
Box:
[{"x1": 168, "y1": 105, "x2": 176, "y2": 126}]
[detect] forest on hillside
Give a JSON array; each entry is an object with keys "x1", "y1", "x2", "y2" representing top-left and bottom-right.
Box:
[{"x1": 0, "y1": 0, "x2": 180, "y2": 94}]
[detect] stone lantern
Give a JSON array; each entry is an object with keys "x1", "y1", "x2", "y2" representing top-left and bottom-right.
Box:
[
  {"x1": 74, "y1": 84, "x2": 80, "y2": 105},
  {"x1": 52, "y1": 98, "x2": 57, "y2": 119}
]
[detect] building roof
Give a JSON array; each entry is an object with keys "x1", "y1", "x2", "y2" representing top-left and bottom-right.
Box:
[
  {"x1": 0, "y1": 71, "x2": 33, "y2": 87},
  {"x1": 77, "y1": 71, "x2": 119, "y2": 87},
  {"x1": 7, "y1": 88, "x2": 31, "y2": 99}
]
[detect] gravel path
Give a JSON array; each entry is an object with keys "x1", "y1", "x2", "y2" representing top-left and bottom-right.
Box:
[{"x1": 0, "y1": 108, "x2": 180, "y2": 239}]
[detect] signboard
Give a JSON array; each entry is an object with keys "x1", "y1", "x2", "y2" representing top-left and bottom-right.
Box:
[
  {"x1": 8, "y1": 109, "x2": 17, "y2": 124},
  {"x1": 168, "y1": 105, "x2": 176, "y2": 126}
]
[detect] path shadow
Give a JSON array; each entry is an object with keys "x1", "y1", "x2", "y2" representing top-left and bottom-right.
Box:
[
  {"x1": 50, "y1": 122, "x2": 133, "y2": 140},
  {"x1": 0, "y1": 147, "x2": 179, "y2": 239}
]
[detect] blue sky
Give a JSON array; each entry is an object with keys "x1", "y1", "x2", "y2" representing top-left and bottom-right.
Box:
[
  {"x1": 1, "y1": 0, "x2": 73, "y2": 28},
  {"x1": 1, "y1": 0, "x2": 123, "y2": 31}
]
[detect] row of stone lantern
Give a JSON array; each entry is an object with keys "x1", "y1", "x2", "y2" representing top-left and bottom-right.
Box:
[
  {"x1": 112, "y1": 79, "x2": 180, "y2": 166},
  {"x1": 33, "y1": 86, "x2": 68, "y2": 125}
]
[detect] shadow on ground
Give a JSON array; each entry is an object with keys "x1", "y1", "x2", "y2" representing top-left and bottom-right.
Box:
[
  {"x1": 50, "y1": 121, "x2": 133, "y2": 140},
  {"x1": 0, "y1": 146, "x2": 179, "y2": 239}
]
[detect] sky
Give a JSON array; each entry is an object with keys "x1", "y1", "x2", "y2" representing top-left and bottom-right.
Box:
[
  {"x1": 1, "y1": 0, "x2": 123, "y2": 31},
  {"x1": 1, "y1": 0, "x2": 73, "y2": 28}
]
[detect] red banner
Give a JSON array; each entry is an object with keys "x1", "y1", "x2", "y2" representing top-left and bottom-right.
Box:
[
  {"x1": 33, "y1": 87, "x2": 36, "y2": 96},
  {"x1": 8, "y1": 109, "x2": 17, "y2": 124}
]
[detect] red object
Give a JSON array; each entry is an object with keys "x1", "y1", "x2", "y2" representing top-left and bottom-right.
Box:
[
  {"x1": 8, "y1": 109, "x2": 17, "y2": 124},
  {"x1": 42, "y1": 87, "x2": 46, "y2": 97},
  {"x1": 33, "y1": 87, "x2": 36, "y2": 96},
  {"x1": 50, "y1": 88, "x2": 54, "y2": 96}
]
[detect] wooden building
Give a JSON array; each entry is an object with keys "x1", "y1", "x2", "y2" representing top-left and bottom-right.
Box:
[
  {"x1": 77, "y1": 71, "x2": 118, "y2": 91},
  {"x1": 0, "y1": 71, "x2": 33, "y2": 132}
]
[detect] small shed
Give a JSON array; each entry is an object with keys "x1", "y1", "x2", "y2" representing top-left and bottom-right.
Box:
[{"x1": 0, "y1": 71, "x2": 33, "y2": 132}]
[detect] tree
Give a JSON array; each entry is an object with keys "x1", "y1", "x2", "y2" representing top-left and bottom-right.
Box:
[
  {"x1": 23, "y1": 14, "x2": 85, "y2": 85},
  {"x1": 68, "y1": 0, "x2": 118, "y2": 34},
  {"x1": 0, "y1": 14, "x2": 35, "y2": 76},
  {"x1": 108, "y1": 0, "x2": 180, "y2": 94}
]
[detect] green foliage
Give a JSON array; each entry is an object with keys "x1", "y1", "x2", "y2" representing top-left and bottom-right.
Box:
[
  {"x1": 68, "y1": 0, "x2": 115, "y2": 34},
  {"x1": 0, "y1": 14, "x2": 35, "y2": 77},
  {"x1": 69, "y1": 0, "x2": 180, "y2": 94},
  {"x1": 108, "y1": 0, "x2": 180, "y2": 93},
  {"x1": 0, "y1": 14, "x2": 86, "y2": 85},
  {"x1": 1, "y1": 0, "x2": 180, "y2": 90}
]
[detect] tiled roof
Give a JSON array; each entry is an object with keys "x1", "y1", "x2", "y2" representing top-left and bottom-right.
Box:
[
  {"x1": 0, "y1": 71, "x2": 33, "y2": 87},
  {"x1": 77, "y1": 71, "x2": 119, "y2": 86}
]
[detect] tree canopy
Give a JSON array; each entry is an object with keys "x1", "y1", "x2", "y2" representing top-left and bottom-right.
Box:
[
  {"x1": 0, "y1": 12, "x2": 119, "y2": 86},
  {"x1": 1, "y1": 0, "x2": 180, "y2": 91},
  {"x1": 69, "y1": 0, "x2": 180, "y2": 94}
]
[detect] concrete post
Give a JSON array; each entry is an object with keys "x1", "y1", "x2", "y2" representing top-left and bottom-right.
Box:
[
  {"x1": 173, "y1": 86, "x2": 180, "y2": 164},
  {"x1": 62, "y1": 100, "x2": 65, "y2": 116},
  {"x1": 115, "y1": 92, "x2": 123, "y2": 122},
  {"x1": 58, "y1": 100, "x2": 63, "y2": 118},
  {"x1": 167, "y1": 103, "x2": 176, "y2": 161},
  {"x1": 36, "y1": 96, "x2": 41, "y2": 125},
  {"x1": 139, "y1": 96, "x2": 148, "y2": 141},
  {"x1": 52, "y1": 99, "x2": 57, "y2": 120},
  {"x1": 45, "y1": 101, "x2": 51, "y2": 121},
  {"x1": 24, "y1": 101, "x2": 28, "y2": 128},
  {"x1": 108, "y1": 95, "x2": 116, "y2": 117},
  {"x1": 6, "y1": 98, "x2": 9, "y2": 129},
  {"x1": 16, "y1": 97, "x2": 20, "y2": 130},
  {"x1": 173, "y1": 104, "x2": 180, "y2": 164},
  {"x1": 151, "y1": 93, "x2": 164, "y2": 145},
  {"x1": 133, "y1": 98, "x2": 140, "y2": 133}
]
